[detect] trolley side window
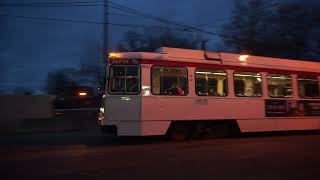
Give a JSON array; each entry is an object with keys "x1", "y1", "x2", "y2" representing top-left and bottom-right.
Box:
[
  {"x1": 234, "y1": 72, "x2": 262, "y2": 97},
  {"x1": 108, "y1": 65, "x2": 140, "y2": 94},
  {"x1": 298, "y1": 76, "x2": 319, "y2": 98},
  {"x1": 267, "y1": 74, "x2": 292, "y2": 98},
  {"x1": 195, "y1": 69, "x2": 227, "y2": 96},
  {"x1": 151, "y1": 66, "x2": 188, "y2": 96}
]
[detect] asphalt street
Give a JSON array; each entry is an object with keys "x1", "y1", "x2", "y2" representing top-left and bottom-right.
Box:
[{"x1": 0, "y1": 131, "x2": 320, "y2": 180}]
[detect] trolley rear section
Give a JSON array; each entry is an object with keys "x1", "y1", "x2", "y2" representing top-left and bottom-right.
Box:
[{"x1": 99, "y1": 47, "x2": 320, "y2": 138}]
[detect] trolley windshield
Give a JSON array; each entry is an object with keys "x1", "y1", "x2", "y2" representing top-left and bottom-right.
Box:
[{"x1": 108, "y1": 65, "x2": 140, "y2": 95}]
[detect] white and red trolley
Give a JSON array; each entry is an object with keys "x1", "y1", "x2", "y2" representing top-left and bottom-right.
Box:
[{"x1": 98, "y1": 47, "x2": 320, "y2": 137}]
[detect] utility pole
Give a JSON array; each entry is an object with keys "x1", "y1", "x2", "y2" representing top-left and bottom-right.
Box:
[
  {"x1": 104, "y1": 0, "x2": 109, "y2": 62},
  {"x1": 101, "y1": 0, "x2": 109, "y2": 92}
]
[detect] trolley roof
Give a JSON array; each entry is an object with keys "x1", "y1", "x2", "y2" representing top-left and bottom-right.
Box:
[{"x1": 111, "y1": 47, "x2": 320, "y2": 73}]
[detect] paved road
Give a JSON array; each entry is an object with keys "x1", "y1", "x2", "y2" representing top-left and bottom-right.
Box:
[{"x1": 0, "y1": 132, "x2": 320, "y2": 180}]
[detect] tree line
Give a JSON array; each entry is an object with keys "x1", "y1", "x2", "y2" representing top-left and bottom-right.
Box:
[
  {"x1": 45, "y1": 0, "x2": 320, "y2": 95},
  {"x1": 118, "y1": 0, "x2": 320, "y2": 61},
  {"x1": 220, "y1": 0, "x2": 320, "y2": 61}
]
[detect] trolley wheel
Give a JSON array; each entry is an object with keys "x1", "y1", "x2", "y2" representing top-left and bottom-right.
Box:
[
  {"x1": 166, "y1": 122, "x2": 190, "y2": 141},
  {"x1": 193, "y1": 120, "x2": 241, "y2": 139},
  {"x1": 193, "y1": 122, "x2": 218, "y2": 139},
  {"x1": 168, "y1": 131, "x2": 188, "y2": 141}
]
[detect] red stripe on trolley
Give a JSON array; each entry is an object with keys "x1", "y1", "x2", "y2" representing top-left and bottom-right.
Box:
[{"x1": 138, "y1": 59, "x2": 320, "y2": 76}]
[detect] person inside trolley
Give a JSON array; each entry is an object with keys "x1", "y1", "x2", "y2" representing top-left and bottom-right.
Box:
[{"x1": 168, "y1": 83, "x2": 185, "y2": 96}]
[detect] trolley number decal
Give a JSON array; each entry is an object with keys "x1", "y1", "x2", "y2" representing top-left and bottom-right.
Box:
[
  {"x1": 142, "y1": 65, "x2": 151, "y2": 69},
  {"x1": 110, "y1": 59, "x2": 139, "y2": 64}
]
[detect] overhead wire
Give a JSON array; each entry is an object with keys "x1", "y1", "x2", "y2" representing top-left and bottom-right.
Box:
[
  {"x1": 0, "y1": 0, "x2": 254, "y2": 43},
  {"x1": 0, "y1": 1, "x2": 218, "y2": 32},
  {"x1": 1, "y1": 13, "x2": 241, "y2": 43},
  {"x1": 0, "y1": 0, "x2": 226, "y2": 35},
  {"x1": 0, "y1": 14, "x2": 190, "y2": 32},
  {"x1": 0, "y1": 0, "x2": 240, "y2": 42},
  {"x1": 0, "y1": 4, "x2": 103, "y2": 8},
  {"x1": 108, "y1": 1, "x2": 229, "y2": 38},
  {"x1": 0, "y1": 0, "x2": 105, "y2": 6}
]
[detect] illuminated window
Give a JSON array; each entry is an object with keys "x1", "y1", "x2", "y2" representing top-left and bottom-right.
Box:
[
  {"x1": 234, "y1": 72, "x2": 262, "y2": 97},
  {"x1": 195, "y1": 69, "x2": 227, "y2": 96},
  {"x1": 267, "y1": 74, "x2": 292, "y2": 98},
  {"x1": 298, "y1": 76, "x2": 319, "y2": 98},
  {"x1": 108, "y1": 65, "x2": 140, "y2": 94},
  {"x1": 151, "y1": 66, "x2": 188, "y2": 96}
]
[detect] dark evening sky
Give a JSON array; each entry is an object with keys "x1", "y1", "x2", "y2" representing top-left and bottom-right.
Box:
[{"x1": 0, "y1": 0, "x2": 314, "y2": 94}]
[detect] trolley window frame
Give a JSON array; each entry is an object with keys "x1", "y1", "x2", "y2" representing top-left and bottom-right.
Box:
[
  {"x1": 108, "y1": 64, "x2": 141, "y2": 95},
  {"x1": 150, "y1": 65, "x2": 189, "y2": 96},
  {"x1": 194, "y1": 68, "x2": 228, "y2": 97}
]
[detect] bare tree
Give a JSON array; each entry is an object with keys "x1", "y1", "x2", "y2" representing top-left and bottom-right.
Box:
[
  {"x1": 220, "y1": 0, "x2": 320, "y2": 61},
  {"x1": 118, "y1": 26, "x2": 208, "y2": 52},
  {"x1": 220, "y1": 0, "x2": 272, "y2": 54}
]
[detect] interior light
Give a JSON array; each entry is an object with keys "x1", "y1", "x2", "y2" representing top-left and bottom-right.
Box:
[
  {"x1": 298, "y1": 78, "x2": 318, "y2": 81},
  {"x1": 234, "y1": 74, "x2": 261, "y2": 77},
  {"x1": 269, "y1": 76, "x2": 292, "y2": 80},
  {"x1": 234, "y1": 74, "x2": 254, "y2": 77},
  {"x1": 196, "y1": 72, "x2": 226, "y2": 75}
]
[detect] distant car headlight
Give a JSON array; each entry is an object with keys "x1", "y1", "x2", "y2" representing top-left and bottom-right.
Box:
[{"x1": 79, "y1": 92, "x2": 87, "y2": 96}]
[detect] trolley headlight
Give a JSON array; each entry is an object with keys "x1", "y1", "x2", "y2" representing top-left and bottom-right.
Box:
[{"x1": 99, "y1": 107, "x2": 105, "y2": 114}]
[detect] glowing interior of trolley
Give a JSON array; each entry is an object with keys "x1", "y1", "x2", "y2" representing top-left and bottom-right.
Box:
[{"x1": 99, "y1": 47, "x2": 320, "y2": 138}]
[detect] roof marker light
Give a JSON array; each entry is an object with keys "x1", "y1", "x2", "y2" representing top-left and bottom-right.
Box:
[
  {"x1": 239, "y1": 55, "x2": 249, "y2": 62},
  {"x1": 109, "y1": 52, "x2": 122, "y2": 58}
]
